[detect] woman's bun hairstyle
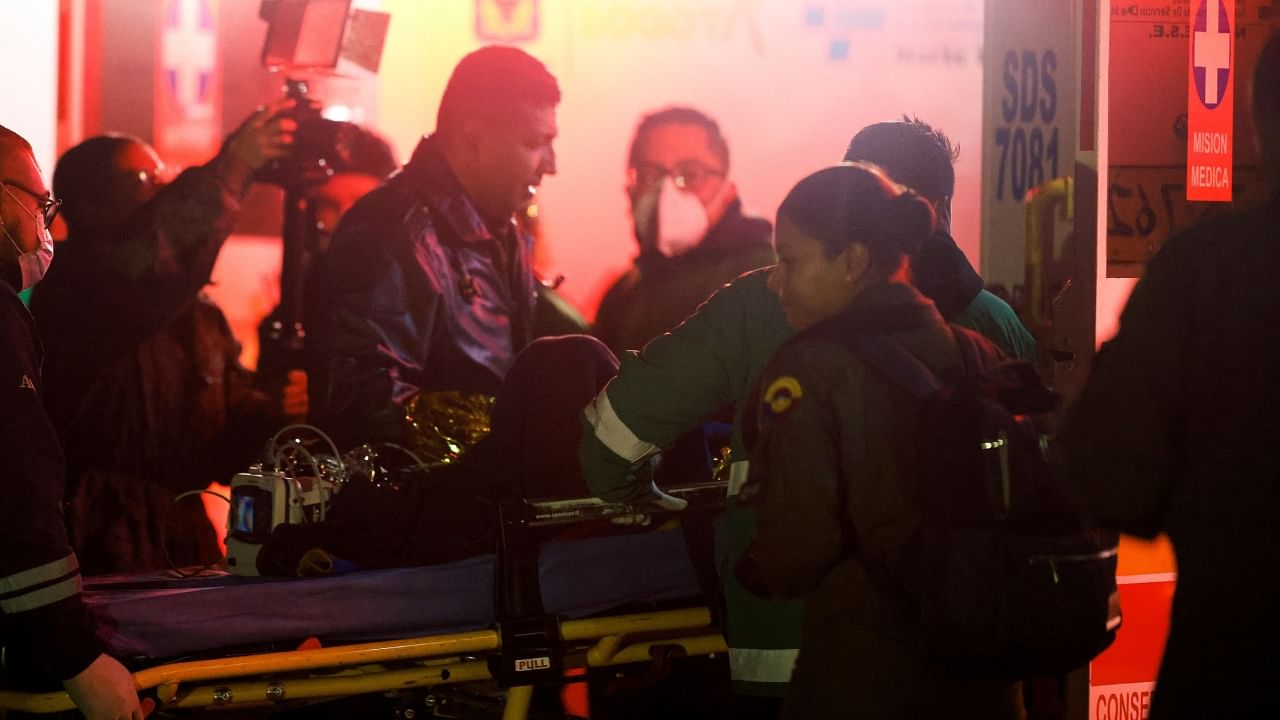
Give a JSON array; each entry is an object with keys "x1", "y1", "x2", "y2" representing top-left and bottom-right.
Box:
[
  {"x1": 777, "y1": 162, "x2": 936, "y2": 276},
  {"x1": 887, "y1": 190, "x2": 934, "y2": 259}
]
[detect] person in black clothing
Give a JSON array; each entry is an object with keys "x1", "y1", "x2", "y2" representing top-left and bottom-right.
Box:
[
  {"x1": 30, "y1": 101, "x2": 298, "y2": 574},
  {"x1": 1061, "y1": 32, "x2": 1280, "y2": 718},
  {"x1": 594, "y1": 106, "x2": 775, "y2": 355},
  {"x1": 305, "y1": 46, "x2": 560, "y2": 449},
  {"x1": 0, "y1": 125, "x2": 142, "y2": 720}
]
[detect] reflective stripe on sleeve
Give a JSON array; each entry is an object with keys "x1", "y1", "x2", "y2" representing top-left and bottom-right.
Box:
[
  {"x1": 584, "y1": 389, "x2": 658, "y2": 463},
  {"x1": 0, "y1": 554, "x2": 78, "y2": 596},
  {"x1": 728, "y1": 647, "x2": 799, "y2": 684},
  {"x1": 727, "y1": 461, "x2": 750, "y2": 497},
  {"x1": 0, "y1": 574, "x2": 82, "y2": 614}
]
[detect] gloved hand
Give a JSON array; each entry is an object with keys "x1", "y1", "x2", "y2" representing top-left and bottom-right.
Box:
[{"x1": 610, "y1": 482, "x2": 689, "y2": 527}]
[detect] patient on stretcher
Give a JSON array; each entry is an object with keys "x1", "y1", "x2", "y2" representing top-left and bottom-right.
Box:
[{"x1": 255, "y1": 335, "x2": 700, "y2": 577}]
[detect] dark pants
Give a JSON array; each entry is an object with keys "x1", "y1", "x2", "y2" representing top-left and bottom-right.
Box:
[{"x1": 479, "y1": 334, "x2": 621, "y2": 500}]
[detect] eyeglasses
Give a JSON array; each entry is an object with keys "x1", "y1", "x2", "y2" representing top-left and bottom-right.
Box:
[
  {"x1": 629, "y1": 161, "x2": 725, "y2": 192},
  {"x1": 0, "y1": 181, "x2": 61, "y2": 230}
]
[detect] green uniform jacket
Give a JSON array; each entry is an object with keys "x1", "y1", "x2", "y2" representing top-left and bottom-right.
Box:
[
  {"x1": 580, "y1": 267, "x2": 1032, "y2": 695},
  {"x1": 737, "y1": 283, "x2": 1020, "y2": 718}
]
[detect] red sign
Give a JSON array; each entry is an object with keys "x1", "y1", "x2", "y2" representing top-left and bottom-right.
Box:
[
  {"x1": 154, "y1": 0, "x2": 222, "y2": 172},
  {"x1": 1186, "y1": 0, "x2": 1234, "y2": 202},
  {"x1": 1089, "y1": 578, "x2": 1176, "y2": 719}
]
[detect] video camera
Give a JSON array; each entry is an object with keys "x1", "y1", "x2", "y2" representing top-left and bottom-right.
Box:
[
  {"x1": 255, "y1": 0, "x2": 390, "y2": 190},
  {"x1": 252, "y1": 0, "x2": 390, "y2": 389}
]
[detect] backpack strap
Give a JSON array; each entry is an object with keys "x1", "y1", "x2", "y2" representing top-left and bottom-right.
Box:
[
  {"x1": 849, "y1": 334, "x2": 942, "y2": 402},
  {"x1": 844, "y1": 333, "x2": 946, "y2": 622}
]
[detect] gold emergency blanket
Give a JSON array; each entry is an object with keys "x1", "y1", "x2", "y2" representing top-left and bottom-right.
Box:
[{"x1": 403, "y1": 391, "x2": 495, "y2": 464}]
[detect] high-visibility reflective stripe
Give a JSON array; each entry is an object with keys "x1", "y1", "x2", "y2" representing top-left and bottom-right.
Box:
[
  {"x1": 0, "y1": 554, "x2": 78, "y2": 595},
  {"x1": 728, "y1": 647, "x2": 799, "y2": 684},
  {"x1": 727, "y1": 461, "x2": 750, "y2": 497},
  {"x1": 0, "y1": 575, "x2": 81, "y2": 614},
  {"x1": 584, "y1": 390, "x2": 658, "y2": 463}
]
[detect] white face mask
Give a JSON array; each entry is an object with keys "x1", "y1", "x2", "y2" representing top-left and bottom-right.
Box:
[
  {"x1": 655, "y1": 176, "x2": 710, "y2": 257},
  {"x1": 3, "y1": 215, "x2": 54, "y2": 290},
  {"x1": 633, "y1": 176, "x2": 710, "y2": 258}
]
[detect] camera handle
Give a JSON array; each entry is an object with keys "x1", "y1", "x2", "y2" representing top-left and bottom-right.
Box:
[
  {"x1": 256, "y1": 186, "x2": 312, "y2": 398},
  {"x1": 255, "y1": 77, "x2": 334, "y2": 398}
]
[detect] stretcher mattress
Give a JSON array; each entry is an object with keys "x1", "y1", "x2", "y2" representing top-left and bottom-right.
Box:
[{"x1": 84, "y1": 528, "x2": 702, "y2": 661}]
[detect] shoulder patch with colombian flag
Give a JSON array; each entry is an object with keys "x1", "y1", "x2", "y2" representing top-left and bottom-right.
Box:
[{"x1": 763, "y1": 375, "x2": 802, "y2": 415}]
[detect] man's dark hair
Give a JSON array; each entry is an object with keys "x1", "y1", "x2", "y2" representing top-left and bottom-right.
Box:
[
  {"x1": 843, "y1": 115, "x2": 958, "y2": 206},
  {"x1": 437, "y1": 46, "x2": 560, "y2": 135},
  {"x1": 628, "y1": 106, "x2": 730, "y2": 171},
  {"x1": 53, "y1": 133, "x2": 139, "y2": 231},
  {"x1": 330, "y1": 123, "x2": 398, "y2": 179}
]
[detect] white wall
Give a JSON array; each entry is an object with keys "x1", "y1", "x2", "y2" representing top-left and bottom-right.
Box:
[
  {"x1": 0, "y1": 0, "x2": 60, "y2": 180},
  {"x1": 376, "y1": 0, "x2": 987, "y2": 317}
]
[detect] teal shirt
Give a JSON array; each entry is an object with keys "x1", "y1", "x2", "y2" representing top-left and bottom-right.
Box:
[{"x1": 954, "y1": 289, "x2": 1036, "y2": 361}]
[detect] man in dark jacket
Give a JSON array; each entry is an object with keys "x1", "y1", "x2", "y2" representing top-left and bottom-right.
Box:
[
  {"x1": 30, "y1": 102, "x2": 297, "y2": 574},
  {"x1": 844, "y1": 117, "x2": 1035, "y2": 361},
  {"x1": 1061, "y1": 33, "x2": 1280, "y2": 719},
  {"x1": 0, "y1": 125, "x2": 142, "y2": 720},
  {"x1": 594, "y1": 106, "x2": 776, "y2": 355},
  {"x1": 305, "y1": 46, "x2": 559, "y2": 449}
]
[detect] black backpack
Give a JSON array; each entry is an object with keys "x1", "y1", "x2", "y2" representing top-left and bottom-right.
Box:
[{"x1": 850, "y1": 328, "x2": 1121, "y2": 679}]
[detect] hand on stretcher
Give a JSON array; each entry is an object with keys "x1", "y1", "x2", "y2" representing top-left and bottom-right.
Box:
[
  {"x1": 609, "y1": 484, "x2": 690, "y2": 526},
  {"x1": 523, "y1": 481, "x2": 718, "y2": 529},
  {"x1": 61, "y1": 654, "x2": 150, "y2": 720}
]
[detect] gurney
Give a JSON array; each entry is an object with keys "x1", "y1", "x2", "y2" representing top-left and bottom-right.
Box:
[{"x1": 0, "y1": 486, "x2": 728, "y2": 718}]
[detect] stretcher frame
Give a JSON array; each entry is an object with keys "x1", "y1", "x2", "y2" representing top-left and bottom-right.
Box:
[
  {"x1": 0, "y1": 485, "x2": 729, "y2": 718},
  {"x1": 0, "y1": 608, "x2": 726, "y2": 717}
]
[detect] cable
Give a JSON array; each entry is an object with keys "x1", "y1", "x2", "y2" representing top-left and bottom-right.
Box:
[
  {"x1": 267, "y1": 423, "x2": 345, "y2": 475},
  {"x1": 173, "y1": 489, "x2": 231, "y2": 504},
  {"x1": 161, "y1": 490, "x2": 232, "y2": 579},
  {"x1": 279, "y1": 441, "x2": 325, "y2": 485}
]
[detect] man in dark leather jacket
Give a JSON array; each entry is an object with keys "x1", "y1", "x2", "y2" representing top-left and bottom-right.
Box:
[{"x1": 305, "y1": 46, "x2": 560, "y2": 448}]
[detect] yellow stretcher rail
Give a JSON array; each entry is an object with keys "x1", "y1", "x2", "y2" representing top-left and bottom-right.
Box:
[
  {"x1": 0, "y1": 607, "x2": 725, "y2": 716},
  {"x1": 1023, "y1": 175, "x2": 1074, "y2": 330}
]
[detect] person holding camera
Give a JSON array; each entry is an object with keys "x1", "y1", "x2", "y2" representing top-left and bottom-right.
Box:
[
  {"x1": 29, "y1": 100, "x2": 300, "y2": 575},
  {"x1": 305, "y1": 46, "x2": 560, "y2": 449},
  {"x1": 0, "y1": 125, "x2": 143, "y2": 720}
]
